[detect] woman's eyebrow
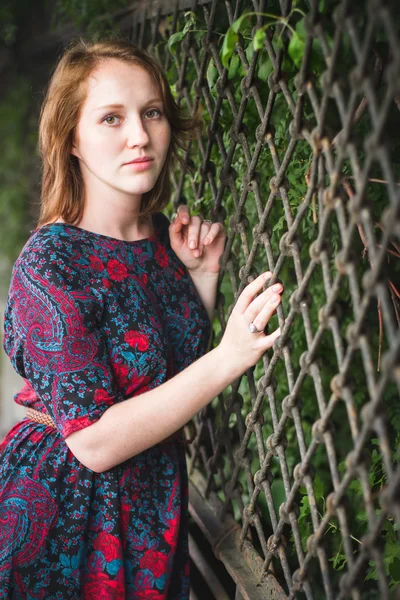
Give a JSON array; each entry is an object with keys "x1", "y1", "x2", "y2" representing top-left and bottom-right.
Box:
[{"x1": 93, "y1": 98, "x2": 163, "y2": 112}]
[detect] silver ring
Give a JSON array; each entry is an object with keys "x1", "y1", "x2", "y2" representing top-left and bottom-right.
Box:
[
  {"x1": 203, "y1": 219, "x2": 213, "y2": 224},
  {"x1": 248, "y1": 322, "x2": 262, "y2": 333}
]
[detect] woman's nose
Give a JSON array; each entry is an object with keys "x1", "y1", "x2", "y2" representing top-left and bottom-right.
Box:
[{"x1": 126, "y1": 118, "x2": 150, "y2": 147}]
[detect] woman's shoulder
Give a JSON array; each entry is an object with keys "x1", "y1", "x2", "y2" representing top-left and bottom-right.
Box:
[{"x1": 12, "y1": 223, "x2": 86, "y2": 281}]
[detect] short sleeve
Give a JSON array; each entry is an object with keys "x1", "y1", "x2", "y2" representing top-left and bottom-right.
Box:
[{"x1": 3, "y1": 238, "x2": 123, "y2": 439}]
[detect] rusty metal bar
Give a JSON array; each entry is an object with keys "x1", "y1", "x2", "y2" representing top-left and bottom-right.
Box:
[
  {"x1": 188, "y1": 466, "x2": 288, "y2": 600},
  {"x1": 188, "y1": 533, "x2": 231, "y2": 600}
]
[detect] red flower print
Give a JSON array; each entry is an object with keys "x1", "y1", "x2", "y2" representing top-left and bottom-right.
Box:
[
  {"x1": 134, "y1": 589, "x2": 163, "y2": 599},
  {"x1": 120, "y1": 502, "x2": 131, "y2": 538},
  {"x1": 94, "y1": 389, "x2": 114, "y2": 406},
  {"x1": 140, "y1": 273, "x2": 148, "y2": 286},
  {"x1": 124, "y1": 331, "x2": 149, "y2": 351},
  {"x1": 93, "y1": 532, "x2": 122, "y2": 562},
  {"x1": 155, "y1": 244, "x2": 169, "y2": 268},
  {"x1": 111, "y1": 362, "x2": 129, "y2": 387},
  {"x1": 82, "y1": 573, "x2": 123, "y2": 599},
  {"x1": 164, "y1": 517, "x2": 179, "y2": 547},
  {"x1": 126, "y1": 374, "x2": 152, "y2": 397},
  {"x1": 107, "y1": 259, "x2": 128, "y2": 281},
  {"x1": 102, "y1": 278, "x2": 113, "y2": 289},
  {"x1": 63, "y1": 415, "x2": 94, "y2": 438},
  {"x1": 89, "y1": 255, "x2": 104, "y2": 272},
  {"x1": 139, "y1": 550, "x2": 167, "y2": 578}
]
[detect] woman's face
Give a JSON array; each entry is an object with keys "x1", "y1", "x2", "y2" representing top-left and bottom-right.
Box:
[{"x1": 71, "y1": 58, "x2": 171, "y2": 202}]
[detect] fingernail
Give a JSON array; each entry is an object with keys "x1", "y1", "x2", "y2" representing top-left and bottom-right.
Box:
[
  {"x1": 271, "y1": 283, "x2": 282, "y2": 291},
  {"x1": 263, "y1": 271, "x2": 272, "y2": 279},
  {"x1": 269, "y1": 294, "x2": 280, "y2": 304},
  {"x1": 189, "y1": 240, "x2": 196, "y2": 249}
]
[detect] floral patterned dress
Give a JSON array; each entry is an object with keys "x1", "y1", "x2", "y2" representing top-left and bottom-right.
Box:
[{"x1": 0, "y1": 211, "x2": 211, "y2": 599}]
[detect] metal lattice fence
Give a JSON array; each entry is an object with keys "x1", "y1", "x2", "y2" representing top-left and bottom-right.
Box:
[{"x1": 119, "y1": 1, "x2": 400, "y2": 598}]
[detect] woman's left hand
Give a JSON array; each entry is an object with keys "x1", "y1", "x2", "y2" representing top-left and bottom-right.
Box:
[{"x1": 168, "y1": 205, "x2": 226, "y2": 274}]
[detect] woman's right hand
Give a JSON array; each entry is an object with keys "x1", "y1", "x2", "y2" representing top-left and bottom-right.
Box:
[{"x1": 218, "y1": 271, "x2": 283, "y2": 372}]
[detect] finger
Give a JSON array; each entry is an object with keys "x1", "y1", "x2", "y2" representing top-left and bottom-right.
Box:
[
  {"x1": 235, "y1": 272, "x2": 273, "y2": 313},
  {"x1": 177, "y1": 205, "x2": 190, "y2": 224},
  {"x1": 188, "y1": 215, "x2": 202, "y2": 250},
  {"x1": 260, "y1": 326, "x2": 282, "y2": 351},
  {"x1": 171, "y1": 211, "x2": 184, "y2": 234},
  {"x1": 246, "y1": 293, "x2": 282, "y2": 339},
  {"x1": 194, "y1": 221, "x2": 213, "y2": 257},
  {"x1": 171, "y1": 206, "x2": 191, "y2": 236},
  {"x1": 248, "y1": 282, "x2": 283, "y2": 315},
  {"x1": 203, "y1": 222, "x2": 221, "y2": 246}
]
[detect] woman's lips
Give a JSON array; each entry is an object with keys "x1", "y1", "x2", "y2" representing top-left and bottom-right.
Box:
[{"x1": 124, "y1": 159, "x2": 154, "y2": 171}]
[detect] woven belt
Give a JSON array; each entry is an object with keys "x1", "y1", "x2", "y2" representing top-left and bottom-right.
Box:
[
  {"x1": 25, "y1": 407, "x2": 193, "y2": 445},
  {"x1": 26, "y1": 407, "x2": 56, "y2": 428}
]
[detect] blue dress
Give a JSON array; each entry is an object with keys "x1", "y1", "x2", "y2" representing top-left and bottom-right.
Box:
[{"x1": 0, "y1": 211, "x2": 211, "y2": 599}]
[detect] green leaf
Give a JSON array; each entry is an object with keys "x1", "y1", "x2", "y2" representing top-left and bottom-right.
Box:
[
  {"x1": 313, "y1": 475, "x2": 324, "y2": 503},
  {"x1": 206, "y1": 58, "x2": 218, "y2": 89},
  {"x1": 356, "y1": 511, "x2": 368, "y2": 523},
  {"x1": 257, "y1": 55, "x2": 273, "y2": 81},
  {"x1": 231, "y1": 12, "x2": 251, "y2": 34},
  {"x1": 169, "y1": 83, "x2": 178, "y2": 99},
  {"x1": 366, "y1": 564, "x2": 378, "y2": 580},
  {"x1": 389, "y1": 557, "x2": 400, "y2": 582},
  {"x1": 329, "y1": 552, "x2": 347, "y2": 571},
  {"x1": 296, "y1": 19, "x2": 307, "y2": 41},
  {"x1": 349, "y1": 478, "x2": 363, "y2": 495},
  {"x1": 253, "y1": 28, "x2": 266, "y2": 51},
  {"x1": 228, "y1": 54, "x2": 240, "y2": 79},
  {"x1": 288, "y1": 32, "x2": 305, "y2": 67},
  {"x1": 221, "y1": 27, "x2": 238, "y2": 68},
  {"x1": 245, "y1": 42, "x2": 254, "y2": 62},
  {"x1": 386, "y1": 541, "x2": 400, "y2": 560},
  {"x1": 183, "y1": 11, "x2": 196, "y2": 33},
  {"x1": 168, "y1": 31, "x2": 185, "y2": 54},
  {"x1": 298, "y1": 496, "x2": 310, "y2": 522}
]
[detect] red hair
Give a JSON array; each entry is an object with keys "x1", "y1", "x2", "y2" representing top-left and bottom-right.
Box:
[{"x1": 37, "y1": 37, "x2": 202, "y2": 227}]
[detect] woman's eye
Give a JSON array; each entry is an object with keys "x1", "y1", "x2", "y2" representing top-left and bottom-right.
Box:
[
  {"x1": 103, "y1": 115, "x2": 121, "y2": 126},
  {"x1": 144, "y1": 109, "x2": 162, "y2": 119}
]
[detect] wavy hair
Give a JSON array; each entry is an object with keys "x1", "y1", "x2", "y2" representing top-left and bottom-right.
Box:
[{"x1": 37, "y1": 37, "x2": 202, "y2": 227}]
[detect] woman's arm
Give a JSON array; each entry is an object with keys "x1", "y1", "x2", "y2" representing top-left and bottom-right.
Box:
[
  {"x1": 187, "y1": 270, "x2": 219, "y2": 324},
  {"x1": 66, "y1": 344, "x2": 239, "y2": 473}
]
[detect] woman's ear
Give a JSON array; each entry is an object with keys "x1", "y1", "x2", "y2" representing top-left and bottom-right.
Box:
[{"x1": 70, "y1": 143, "x2": 81, "y2": 160}]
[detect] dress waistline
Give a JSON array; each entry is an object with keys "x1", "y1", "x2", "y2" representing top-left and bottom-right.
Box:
[
  {"x1": 25, "y1": 408, "x2": 193, "y2": 445},
  {"x1": 26, "y1": 407, "x2": 56, "y2": 428}
]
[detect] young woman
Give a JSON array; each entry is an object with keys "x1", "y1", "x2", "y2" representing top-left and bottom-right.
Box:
[{"x1": 0, "y1": 38, "x2": 283, "y2": 598}]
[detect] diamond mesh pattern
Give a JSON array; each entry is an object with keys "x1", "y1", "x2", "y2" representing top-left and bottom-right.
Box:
[{"x1": 122, "y1": 1, "x2": 400, "y2": 597}]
